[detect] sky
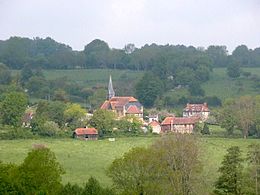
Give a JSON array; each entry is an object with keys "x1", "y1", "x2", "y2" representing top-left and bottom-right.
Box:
[{"x1": 0, "y1": 0, "x2": 259, "y2": 52}]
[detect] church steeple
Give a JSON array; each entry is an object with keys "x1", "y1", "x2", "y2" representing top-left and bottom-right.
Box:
[{"x1": 107, "y1": 75, "x2": 115, "y2": 100}]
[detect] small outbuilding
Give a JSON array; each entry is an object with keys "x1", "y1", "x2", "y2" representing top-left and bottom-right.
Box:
[
  {"x1": 149, "y1": 120, "x2": 161, "y2": 134},
  {"x1": 73, "y1": 127, "x2": 98, "y2": 140}
]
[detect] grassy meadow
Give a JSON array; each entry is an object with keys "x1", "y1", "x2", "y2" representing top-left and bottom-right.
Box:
[
  {"x1": 43, "y1": 69, "x2": 144, "y2": 88},
  {"x1": 0, "y1": 135, "x2": 259, "y2": 193},
  {"x1": 202, "y1": 68, "x2": 260, "y2": 100}
]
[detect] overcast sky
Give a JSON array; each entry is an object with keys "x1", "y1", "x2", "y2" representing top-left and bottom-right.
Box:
[{"x1": 0, "y1": 0, "x2": 259, "y2": 52}]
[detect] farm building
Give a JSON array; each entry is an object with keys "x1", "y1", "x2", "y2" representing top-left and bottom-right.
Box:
[
  {"x1": 183, "y1": 103, "x2": 210, "y2": 121},
  {"x1": 73, "y1": 127, "x2": 98, "y2": 140},
  {"x1": 161, "y1": 116, "x2": 199, "y2": 134},
  {"x1": 149, "y1": 120, "x2": 161, "y2": 134}
]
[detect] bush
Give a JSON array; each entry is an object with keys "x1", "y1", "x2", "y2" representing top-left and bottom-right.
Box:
[{"x1": 0, "y1": 126, "x2": 35, "y2": 140}]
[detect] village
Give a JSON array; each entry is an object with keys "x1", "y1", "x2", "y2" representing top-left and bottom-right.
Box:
[{"x1": 73, "y1": 76, "x2": 211, "y2": 140}]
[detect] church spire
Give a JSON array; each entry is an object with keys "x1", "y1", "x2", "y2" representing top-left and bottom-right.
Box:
[{"x1": 108, "y1": 75, "x2": 115, "y2": 100}]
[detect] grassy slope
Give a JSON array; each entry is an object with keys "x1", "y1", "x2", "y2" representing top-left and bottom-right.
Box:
[
  {"x1": 0, "y1": 136, "x2": 258, "y2": 192},
  {"x1": 202, "y1": 68, "x2": 260, "y2": 100},
  {"x1": 43, "y1": 69, "x2": 144, "y2": 87}
]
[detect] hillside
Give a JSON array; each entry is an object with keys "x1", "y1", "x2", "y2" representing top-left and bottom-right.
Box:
[
  {"x1": 43, "y1": 69, "x2": 144, "y2": 88},
  {"x1": 202, "y1": 67, "x2": 260, "y2": 100}
]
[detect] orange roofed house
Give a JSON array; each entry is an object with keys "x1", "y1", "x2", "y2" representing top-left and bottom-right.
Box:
[
  {"x1": 183, "y1": 103, "x2": 210, "y2": 121},
  {"x1": 100, "y1": 76, "x2": 143, "y2": 120},
  {"x1": 161, "y1": 116, "x2": 199, "y2": 134}
]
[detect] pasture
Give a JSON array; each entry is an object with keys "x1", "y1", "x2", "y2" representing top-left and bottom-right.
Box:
[
  {"x1": 0, "y1": 136, "x2": 258, "y2": 193},
  {"x1": 43, "y1": 69, "x2": 144, "y2": 88},
  {"x1": 202, "y1": 67, "x2": 260, "y2": 100}
]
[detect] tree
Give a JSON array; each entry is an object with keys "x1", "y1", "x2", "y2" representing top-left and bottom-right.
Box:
[
  {"x1": 82, "y1": 177, "x2": 116, "y2": 195},
  {"x1": 108, "y1": 147, "x2": 153, "y2": 194},
  {"x1": 0, "y1": 92, "x2": 28, "y2": 127},
  {"x1": 217, "y1": 99, "x2": 238, "y2": 135},
  {"x1": 89, "y1": 109, "x2": 115, "y2": 135},
  {"x1": 61, "y1": 183, "x2": 83, "y2": 195},
  {"x1": 201, "y1": 123, "x2": 210, "y2": 135},
  {"x1": 0, "y1": 161, "x2": 19, "y2": 194},
  {"x1": 17, "y1": 146, "x2": 64, "y2": 194},
  {"x1": 246, "y1": 144, "x2": 260, "y2": 195},
  {"x1": 233, "y1": 96, "x2": 255, "y2": 139},
  {"x1": 64, "y1": 103, "x2": 86, "y2": 130},
  {"x1": 214, "y1": 146, "x2": 244, "y2": 195},
  {"x1": 227, "y1": 59, "x2": 241, "y2": 78},
  {"x1": 206, "y1": 45, "x2": 228, "y2": 67},
  {"x1": 117, "y1": 115, "x2": 142, "y2": 134},
  {"x1": 108, "y1": 134, "x2": 202, "y2": 195},
  {"x1": 0, "y1": 63, "x2": 12, "y2": 85},
  {"x1": 135, "y1": 72, "x2": 164, "y2": 108}
]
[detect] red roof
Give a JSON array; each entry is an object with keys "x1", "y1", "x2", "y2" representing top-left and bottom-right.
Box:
[
  {"x1": 126, "y1": 105, "x2": 142, "y2": 114},
  {"x1": 74, "y1": 128, "x2": 98, "y2": 135},
  {"x1": 149, "y1": 120, "x2": 160, "y2": 126},
  {"x1": 100, "y1": 96, "x2": 138, "y2": 109},
  {"x1": 183, "y1": 103, "x2": 209, "y2": 112},
  {"x1": 100, "y1": 100, "x2": 110, "y2": 109},
  {"x1": 161, "y1": 116, "x2": 199, "y2": 125}
]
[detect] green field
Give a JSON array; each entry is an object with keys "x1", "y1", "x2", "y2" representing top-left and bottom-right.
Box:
[
  {"x1": 0, "y1": 136, "x2": 259, "y2": 193},
  {"x1": 43, "y1": 69, "x2": 144, "y2": 87},
  {"x1": 202, "y1": 68, "x2": 260, "y2": 100}
]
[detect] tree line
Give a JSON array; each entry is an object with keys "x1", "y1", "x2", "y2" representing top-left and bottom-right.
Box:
[{"x1": 0, "y1": 37, "x2": 260, "y2": 70}]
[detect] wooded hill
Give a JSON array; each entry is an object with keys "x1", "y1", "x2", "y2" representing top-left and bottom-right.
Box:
[{"x1": 0, "y1": 36, "x2": 260, "y2": 70}]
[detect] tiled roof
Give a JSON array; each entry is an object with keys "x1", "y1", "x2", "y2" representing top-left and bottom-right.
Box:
[
  {"x1": 183, "y1": 103, "x2": 209, "y2": 112},
  {"x1": 161, "y1": 116, "x2": 199, "y2": 125},
  {"x1": 101, "y1": 96, "x2": 139, "y2": 109},
  {"x1": 100, "y1": 100, "x2": 109, "y2": 109},
  {"x1": 126, "y1": 105, "x2": 142, "y2": 114},
  {"x1": 149, "y1": 120, "x2": 160, "y2": 126},
  {"x1": 74, "y1": 128, "x2": 98, "y2": 135}
]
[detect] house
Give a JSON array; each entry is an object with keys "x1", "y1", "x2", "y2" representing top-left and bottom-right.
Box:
[
  {"x1": 149, "y1": 120, "x2": 161, "y2": 134},
  {"x1": 161, "y1": 116, "x2": 199, "y2": 134},
  {"x1": 73, "y1": 127, "x2": 98, "y2": 140},
  {"x1": 148, "y1": 114, "x2": 159, "y2": 123},
  {"x1": 183, "y1": 103, "x2": 210, "y2": 121},
  {"x1": 100, "y1": 76, "x2": 143, "y2": 120}
]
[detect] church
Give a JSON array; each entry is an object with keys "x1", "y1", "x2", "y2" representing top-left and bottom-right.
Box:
[{"x1": 100, "y1": 76, "x2": 143, "y2": 120}]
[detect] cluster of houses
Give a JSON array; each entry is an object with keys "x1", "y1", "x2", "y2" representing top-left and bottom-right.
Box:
[{"x1": 74, "y1": 76, "x2": 210, "y2": 140}]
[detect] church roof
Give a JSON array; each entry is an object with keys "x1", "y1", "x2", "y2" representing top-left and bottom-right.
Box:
[{"x1": 126, "y1": 105, "x2": 142, "y2": 114}]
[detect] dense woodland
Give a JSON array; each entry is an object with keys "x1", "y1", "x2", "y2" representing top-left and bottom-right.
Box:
[{"x1": 1, "y1": 36, "x2": 260, "y2": 70}]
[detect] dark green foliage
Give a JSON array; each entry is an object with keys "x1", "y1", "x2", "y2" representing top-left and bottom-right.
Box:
[
  {"x1": 188, "y1": 81, "x2": 205, "y2": 96},
  {"x1": 206, "y1": 45, "x2": 228, "y2": 67},
  {"x1": 0, "y1": 92, "x2": 28, "y2": 127},
  {"x1": 61, "y1": 182, "x2": 83, "y2": 195},
  {"x1": 0, "y1": 63, "x2": 12, "y2": 85},
  {"x1": 135, "y1": 72, "x2": 164, "y2": 107},
  {"x1": 201, "y1": 123, "x2": 210, "y2": 135},
  {"x1": 17, "y1": 147, "x2": 64, "y2": 194},
  {"x1": 227, "y1": 61, "x2": 241, "y2": 78},
  {"x1": 82, "y1": 177, "x2": 116, "y2": 195},
  {"x1": 31, "y1": 100, "x2": 66, "y2": 135},
  {"x1": 214, "y1": 146, "x2": 244, "y2": 195}
]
